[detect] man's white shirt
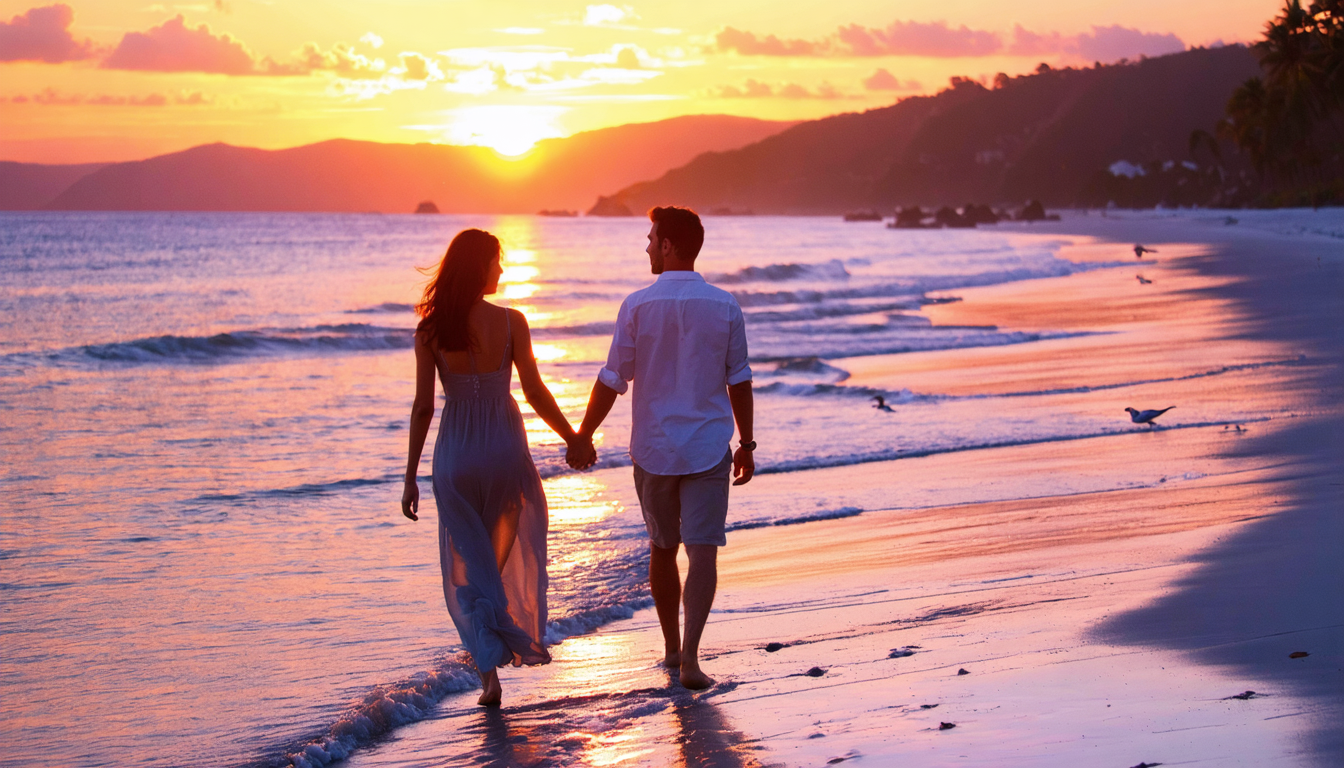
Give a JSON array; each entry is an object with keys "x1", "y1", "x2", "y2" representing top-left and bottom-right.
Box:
[{"x1": 598, "y1": 270, "x2": 752, "y2": 476}]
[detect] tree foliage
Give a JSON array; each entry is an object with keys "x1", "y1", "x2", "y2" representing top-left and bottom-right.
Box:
[{"x1": 1219, "y1": 0, "x2": 1344, "y2": 198}]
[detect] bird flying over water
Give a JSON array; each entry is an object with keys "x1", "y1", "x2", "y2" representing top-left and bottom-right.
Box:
[
  {"x1": 872, "y1": 395, "x2": 894, "y2": 412},
  {"x1": 1136, "y1": 275, "x2": 1152, "y2": 284},
  {"x1": 1125, "y1": 406, "x2": 1174, "y2": 426},
  {"x1": 1134, "y1": 244, "x2": 1158, "y2": 258}
]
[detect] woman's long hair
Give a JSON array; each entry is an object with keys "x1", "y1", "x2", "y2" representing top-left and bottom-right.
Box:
[{"x1": 416, "y1": 228, "x2": 501, "y2": 351}]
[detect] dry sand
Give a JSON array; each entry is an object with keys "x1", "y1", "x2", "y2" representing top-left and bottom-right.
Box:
[{"x1": 348, "y1": 214, "x2": 1342, "y2": 768}]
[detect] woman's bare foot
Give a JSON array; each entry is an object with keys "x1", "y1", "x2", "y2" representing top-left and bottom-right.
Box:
[
  {"x1": 679, "y1": 661, "x2": 715, "y2": 690},
  {"x1": 477, "y1": 669, "x2": 502, "y2": 707}
]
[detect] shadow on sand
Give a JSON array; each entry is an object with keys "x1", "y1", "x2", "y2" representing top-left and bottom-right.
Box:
[{"x1": 1093, "y1": 238, "x2": 1344, "y2": 765}]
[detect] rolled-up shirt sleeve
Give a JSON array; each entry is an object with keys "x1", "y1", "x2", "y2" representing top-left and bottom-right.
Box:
[
  {"x1": 598, "y1": 299, "x2": 635, "y2": 394},
  {"x1": 725, "y1": 301, "x2": 752, "y2": 385}
]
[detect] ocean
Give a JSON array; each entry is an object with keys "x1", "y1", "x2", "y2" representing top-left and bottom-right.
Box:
[{"x1": 0, "y1": 210, "x2": 1297, "y2": 767}]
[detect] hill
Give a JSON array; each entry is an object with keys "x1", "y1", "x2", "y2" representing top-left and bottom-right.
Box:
[
  {"x1": 21, "y1": 115, "x2": 792, "y2": 213},
  {"x1": 602, "y1": 45, "x2": 1261, "y2": 213},
  {"x1": 0, "y1": 162, "x2": 110, "y2": 210}
]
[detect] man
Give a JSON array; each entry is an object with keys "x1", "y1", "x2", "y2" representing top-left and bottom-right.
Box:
[{"x1": 568, "y1": 205, "x2": 755, "y2": 690}]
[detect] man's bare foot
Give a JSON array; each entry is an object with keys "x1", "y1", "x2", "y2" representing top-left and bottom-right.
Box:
[
  {"x1": 662, "y1": 649, "x2": 682, "y2": 668},
  {"x1": 477, "y1": 669, "x2": 502, "y2": 707},
  {"x1": 679, "y1": 662, "x2": 715, "y2": 690}
]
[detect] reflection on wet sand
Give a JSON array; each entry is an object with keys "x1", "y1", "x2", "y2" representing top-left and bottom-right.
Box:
[{"x1": 456, "y1": 685, "x2": 763, "y2": 768}]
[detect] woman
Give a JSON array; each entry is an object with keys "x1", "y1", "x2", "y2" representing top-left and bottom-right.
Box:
[{"x1": 400, "y1": 228, "x2": 582, "y2": 706}]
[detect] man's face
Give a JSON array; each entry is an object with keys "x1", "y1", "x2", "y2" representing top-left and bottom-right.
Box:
[{"x1": 646, "y1": 222, "x2": 665, "y2": 274}]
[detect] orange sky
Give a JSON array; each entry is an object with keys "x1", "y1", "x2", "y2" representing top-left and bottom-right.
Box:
[{"x1": 0, "y1": 0, "x2": 1281, "y2": 163}]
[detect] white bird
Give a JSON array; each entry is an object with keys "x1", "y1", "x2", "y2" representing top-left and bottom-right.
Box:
[
  {"x1": 872, "y1": 395, "x2": 894, "y2": 412},
  {"x1": 1134, "y1": 244, "x2": 1158, "y2": 258},
  {"x1": 1125, "y1": 406, "x2": 1174, "y2": 427},
  {"x1": 1136, "y1": 275, "x2": 1153, "y2": 284}
]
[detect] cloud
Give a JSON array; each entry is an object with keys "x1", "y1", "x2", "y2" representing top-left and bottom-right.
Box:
[
  {"x1": 0, "y1": 4, "x2": 96, "y2": 63},
  {"x1": 862, "y1": 68, "x2": 921, "y2": 91},
  {"x1": 102, "y1": 14, "x2": 265, "y2": 73},
  {"x1": 397, "y1": 52, "x2": 442, "y2": 81},
  {"x1": 713, "y1": 78, "x2": 850, "y2": 99},
  {"x1": 716, "y1": 20, "x2": 1001, "y2": 58},
  {"x1": 715, "y1": 19, "x2": 1185, "y2": 63},
  {"x1": 714, "y1": 27, "x2": 820, "y2": 56},
  {"x1": 835, "y1": 20, "x2": 1000, "y2": 57},
  {"x1": 497, "y1": 27, "x2": 543, "y2": 35},
  {"x1": 359, "y1": 32, "x2": 382, "y2": 49},
  {"x1": 1073, "y1": 25, "x2": 1184, "y2": 62},
  {"x1": 293, "y1": 41, "x2": 384, "y2": 77},
  {"x1": 584, "y1": 4, "x2": 635, "y2": 27},
  {"x1": 22, "y1": 86, "x2": 211, "y2": 105}
]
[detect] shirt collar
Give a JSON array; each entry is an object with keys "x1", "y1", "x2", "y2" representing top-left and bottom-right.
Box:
[{"x1": 656, "y1": 271, "x2": 704, "y2": 282}]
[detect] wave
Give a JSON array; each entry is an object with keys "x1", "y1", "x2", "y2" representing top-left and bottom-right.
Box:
[
  {"x1": 708, "y1": 259, "x2": 850, "y2": 284},
  {"x1": 730, "y1": 262, "x2": 1119, "y2": 308},
  {"x1": 49, "y1": 324, "x2": 417, "y2": 366},
  {"x1": 765, "y1": 356, "x2": 851, "y2": 382},
  {"x1": 345, "y1": 303, "x2": 414, "y2": 314},
  {"x1": 282, "y1": 659, "x2": 481, "y2": 768},
  {"x1": 726, "y1": 506, "x2": 863, "y2": 532}
]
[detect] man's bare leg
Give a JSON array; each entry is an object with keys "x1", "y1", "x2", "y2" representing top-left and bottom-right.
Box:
[
  {"x1": 649, "y1": 542, "x2": 683, "y2": 667},
  {"x1": 679, "y1": 544, "x2": 718, "y2": 689}
]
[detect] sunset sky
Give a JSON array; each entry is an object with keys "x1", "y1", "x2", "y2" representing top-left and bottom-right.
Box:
[{"x1": 1, "y1": 0, "x2": 1281, "y2": 164}]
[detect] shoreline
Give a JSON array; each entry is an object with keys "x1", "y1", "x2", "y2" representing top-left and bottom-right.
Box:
[{"x1": 347, "y1": 213, "x2": 1343, "y2": 768}]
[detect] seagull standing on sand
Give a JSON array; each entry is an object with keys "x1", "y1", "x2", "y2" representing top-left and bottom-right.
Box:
[
  {"x1": 872, "y1": 395, "x2": 894, "y2": 412},
  {"x1": 1125, "y1": 406, "x2": 1174, "y2": 427},
  {"x1": 1134, "y1": 244, "x2": 1158, "y2": 258}
]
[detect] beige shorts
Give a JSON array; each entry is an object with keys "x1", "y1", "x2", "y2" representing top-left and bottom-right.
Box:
[{"x1": 632, "y1": 451, "x2": 733, "y2": 549}]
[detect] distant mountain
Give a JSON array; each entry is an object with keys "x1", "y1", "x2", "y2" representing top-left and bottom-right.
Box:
[
  {"x1": 25, "y1": 115, "x2": 793, "y2": 213},
  {"x1": 602, "y1": 45, "x2": 1261, "y2": 213},
  {"x1": 0, "y1": 162, "x2": 109, "y2": 210}
]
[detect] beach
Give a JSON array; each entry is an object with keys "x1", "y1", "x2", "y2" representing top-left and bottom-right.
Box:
[
  {"x1": 1, "y1": 211, "x2": 1340, "y2": 767},
  {"x1": 336, "y1": 213, "x2": 1343, "y2": 768}
]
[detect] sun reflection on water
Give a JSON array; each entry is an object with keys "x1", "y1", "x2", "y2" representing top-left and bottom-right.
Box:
[{"x1": 543, "y1": 474, "x2": 624, "y2": 527}]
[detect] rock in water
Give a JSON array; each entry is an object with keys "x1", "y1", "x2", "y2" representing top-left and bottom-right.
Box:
[
  {"x1": 765, "y1": 642, "x2": 788, "y2": 652},
  {"x1": 414, "y1": 200, "x2": 439, "y2": 214},
  {"x1": 1289, "y1": 651, "x2": 1310, "y2": 658},
  {"x1": 939, "y1": 722, "x2": 956, "y2": 730},
  {"x1": 957, "y1": 668, "x2": 970, "y2": 675},
  {"x1": 805, "y1": 667, "x2": 826, "y2": 677}
]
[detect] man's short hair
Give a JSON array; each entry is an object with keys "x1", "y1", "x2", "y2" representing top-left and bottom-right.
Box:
[{"x1": 648, "y1": 206, "x2": 704, "y2": 260}]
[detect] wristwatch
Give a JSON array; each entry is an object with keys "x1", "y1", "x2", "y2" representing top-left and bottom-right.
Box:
[{"x1": 739, "y1": 440, "x2": 757, "y2": 452}]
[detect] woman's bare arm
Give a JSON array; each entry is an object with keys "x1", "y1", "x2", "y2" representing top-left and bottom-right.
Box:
[
  {"x1": 401, "y1": 331, "x2": 437, "y2": 520},
  {"x1": 509, "y1": 309, "x2": 580, "y2": 445}
]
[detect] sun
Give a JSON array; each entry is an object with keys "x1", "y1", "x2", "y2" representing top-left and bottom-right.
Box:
[{"x1": 444, "y1": 105, "x2": 568, "y2": 158}]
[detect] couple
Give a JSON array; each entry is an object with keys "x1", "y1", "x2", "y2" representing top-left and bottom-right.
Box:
[{"x1": 400, "y1": 206, "x2": 755, "y2": 706}]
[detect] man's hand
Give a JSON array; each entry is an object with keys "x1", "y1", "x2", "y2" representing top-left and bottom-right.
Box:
[
  {"x1": 401, "y1": 478, "x2": 419, "y2": 520},
  {"x1": 732, "y1": 446, "x2": 755, "y2": 486},
  {"x1": 566, "y1": 434, "x2": 597, "y2": 470}
]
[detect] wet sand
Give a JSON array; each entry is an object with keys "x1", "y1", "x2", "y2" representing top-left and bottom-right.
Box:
[{"x1": 346, "y1": 214, "x2": 1342, "y2": 768}]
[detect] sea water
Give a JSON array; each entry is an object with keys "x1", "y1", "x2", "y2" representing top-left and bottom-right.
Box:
[{"x1": 0, "y1": 211, "x2": 1270, "y2": 767}]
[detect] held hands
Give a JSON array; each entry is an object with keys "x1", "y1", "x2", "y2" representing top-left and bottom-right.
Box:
[
  {"x1": 732, "y1": 446, "x2": 755, "y2": 486},
  {"x1": 566, "y1": 432, "x2": 597, "y2": 470},
  {"x1": 401, "y1": 478, "x2": 419, "y2": 521}
]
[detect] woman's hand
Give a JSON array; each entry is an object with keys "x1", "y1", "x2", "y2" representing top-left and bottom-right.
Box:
[
  {"x1": 401, "y1": 478, "x2": 420, "y2": 521},
  {"x1": 566, "y1": 433, "x2": 597, "y2": 470}
]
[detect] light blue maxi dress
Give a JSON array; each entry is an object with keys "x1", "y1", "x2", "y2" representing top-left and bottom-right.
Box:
[{"x1": 431, "y1": 314, "x2": 551, "y2": 671}]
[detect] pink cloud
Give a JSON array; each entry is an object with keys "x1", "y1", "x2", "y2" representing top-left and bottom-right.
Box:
[
  {"x1": 836, "y1": 20, "x2": 1000, "y2": 57},
  {"x1": 714, "y1": 78, "x2": 851, "y2": 99},
  {"x1": 714, "y1": 27, "x2": 822, "y2": 56},
  {"x1": 1073, "y1": 25, "x2": 1184, "y2": 62},
  {"x1": 101, "y1": 15, "x2": 261, "y2": 74},
  {"x1": 862, "y1": 68, "x2": 922, "y2": 91},
  {"x1": 716, "y1": 19, "x2": 1185, "y2": 63},
  {"x1": 0, "y1": 4, "x2": 95, "y2": 63}
]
